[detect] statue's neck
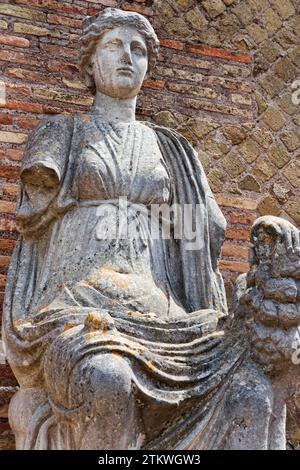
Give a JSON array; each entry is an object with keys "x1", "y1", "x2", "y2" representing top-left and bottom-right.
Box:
[{"x1": 92, "y1": 92, "x2": 137, "y2": 123}]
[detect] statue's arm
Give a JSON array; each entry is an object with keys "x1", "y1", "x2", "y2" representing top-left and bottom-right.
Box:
[
  {"x1": 20, "y1": 114, "x2": 73, "y2": 187},
  {"x1": 16, "y1": 114, "x2": 74, "y2": 231}
]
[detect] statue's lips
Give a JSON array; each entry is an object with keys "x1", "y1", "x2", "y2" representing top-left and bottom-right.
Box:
[{"x1": 117, "y1": 67, "x2": 134, "y2": 74}]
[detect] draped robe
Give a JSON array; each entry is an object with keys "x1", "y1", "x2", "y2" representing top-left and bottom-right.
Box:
[{"x1": 3, "y1": 114, "x2": 248, "y2": 449}]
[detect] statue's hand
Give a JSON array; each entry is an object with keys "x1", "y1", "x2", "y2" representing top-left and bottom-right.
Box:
[
  {"x1": 252, "y1": 215, "x2": 300, "y2": 254},
  {"x1": 236, "y1": 216, "x2": 300, "y2": 375}
]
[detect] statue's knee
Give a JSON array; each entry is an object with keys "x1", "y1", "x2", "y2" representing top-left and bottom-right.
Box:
[
  {"x1": 226, "y1": 362, "x2": 273, "y2": 421},
  {"x1": 70, "y1": 353, "x2": 133, "y2": 409},
  {"x1": 89, "y1": 354, "x2": 132, "y2": 401}
]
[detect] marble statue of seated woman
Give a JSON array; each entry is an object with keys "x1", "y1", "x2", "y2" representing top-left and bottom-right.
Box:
[{"x1": 3, "y1": 8, "x2": 300, "y2": 450}]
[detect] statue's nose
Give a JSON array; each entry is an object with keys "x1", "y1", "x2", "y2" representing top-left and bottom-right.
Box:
[{"x1": 121, "y1": 47, "x2": 133, "y2": 65}]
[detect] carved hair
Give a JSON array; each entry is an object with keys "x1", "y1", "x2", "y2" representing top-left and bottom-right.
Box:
[{"x1": 79, "y1": 8, "x2": 160, "y2": 94}]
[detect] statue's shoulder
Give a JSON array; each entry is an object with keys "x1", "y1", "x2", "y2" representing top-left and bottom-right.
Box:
[
  {"x1": 144, "y1": 121, "x2": 193, "y2": 147},
  {"x1": 35, "y1": 113, "x2": 74, "y2": 132},
  {"x1": 26, "y1": 114, "x2": 75, "y2": 153},
  {"x1": 41, "y1": 113, "x2": 74, "y2": 124}
]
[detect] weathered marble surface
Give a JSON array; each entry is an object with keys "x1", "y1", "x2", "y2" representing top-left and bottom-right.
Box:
[{"x1": 2, "y1": 8, "x2": 300, "y2": 450}]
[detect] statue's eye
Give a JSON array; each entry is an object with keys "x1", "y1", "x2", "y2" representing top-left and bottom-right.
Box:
[{"x1": 132, "y1": 44, "x2": 146, "y2": 56}]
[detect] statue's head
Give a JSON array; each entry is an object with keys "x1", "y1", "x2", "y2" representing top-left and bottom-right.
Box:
[{"x1": 79, "y1": 8, "x2": 159, "y2": 99}]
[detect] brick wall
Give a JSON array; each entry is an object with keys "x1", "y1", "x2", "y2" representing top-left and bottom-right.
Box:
[{"x1": 0, "y1": 0, "x2": 299, "y2": 450}]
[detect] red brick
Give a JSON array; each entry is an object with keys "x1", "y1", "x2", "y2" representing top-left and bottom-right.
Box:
[
  {"x1": 122, "y1": 3, "x2": 153, "y2": 16},
  {"x1": 3, "y1": 183, "x2": 19, "y2": 197},
  {"x1": 0, "y1": 201, "x2": 16, "y2": 214},
  {"x1": 47, "y1": 60, "x2": 79, "y2": 75},
  {"x1": 43, "y1": 105, "x2": 64, "y2": 115},
  {"x1": 160, "y1": 39, "x2": 185, "y2": 51},
  {"x1": 15, "y1": 0, "x2": 84, "y2": 15},
  {"x1": 6, "y1": 149, "x2": 23, "y2": 161},
  {"x1": 229, "y1": 212, "x2": 256, "y2": 226},
  {"x1": 0, "y1": 50, "x2": 40, "y2": 67},
  {"x1": 6, "y1": 83, "x2": 31, "y2": 97},
  {"x1": 0, "y1": 220, "x2": 17, "y2": 233},
  {"x1": 0, "y1": 114, "x2": 13, "y2": 125},
  {"x1": 185, "y1": 45, "x2": 251, "y2": 64},
  {"x1": 15, "y1": 117, "x2": 39, "y2": 130},
  {"x1": 4, "y1": 100, "x2": 43, "y2": 114},
  {"x1": 0, "y1": 255, "x2": 12, "y2": 267},
  {"x1": 5, "y1": 67, "x2": 58, "y2": 86},
  {"x1": 226, "y1": 227, "x2": 250, "y2": 241},
  {"x1": 87, "y1": 8, "x2": 102, "y2": 16},
  {"x1": 0, "y1": 274, "x2": 7, "y2": 288},
  {"x1": 40, "y1": 43, "x2": 77, "y2": 59},
  {"x1": 220, "y1": 260, "x2": 249, "y2": 273},
  {"x1": 143, "y1": 79, "x2": 165, "y2": 90},
  {"x1": 0, "y1": 34, "x2": 30, "y2": 48},
  {"x1": 47, "y1": 14, "x2": 82, "y2": 29},
  {"x1": 221, "y1": 242, "x2": 249, "y2": 259},
  {"x1": 0, "y1": 239, "x2": 16, "y2": 252},
  {"x1": 0, "y1": 165, "x2": 20, "y2": 180}
]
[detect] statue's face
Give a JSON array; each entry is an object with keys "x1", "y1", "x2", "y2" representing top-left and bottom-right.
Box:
[{"x1": 91, "y1": 25, "x2": 148, "y2": 99}]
